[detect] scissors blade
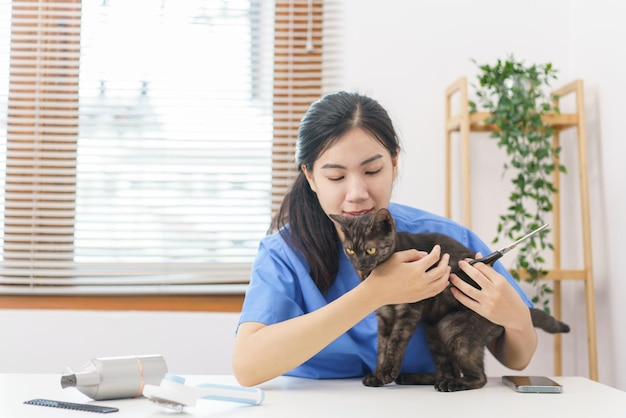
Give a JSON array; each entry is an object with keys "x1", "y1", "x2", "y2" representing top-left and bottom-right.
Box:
[{"x1": 498, "y1": 224, "x2": 549, "y2": 255}]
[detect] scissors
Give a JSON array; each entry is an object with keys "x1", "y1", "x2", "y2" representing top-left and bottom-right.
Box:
[
  {"x1": 456, "y1": 224, "x2": 549, "y2": 289},
  {"x1": 469, "y1": 223, "x2": 550, "y2": 266}
]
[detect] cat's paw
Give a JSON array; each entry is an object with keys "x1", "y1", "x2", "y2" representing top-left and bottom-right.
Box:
[
  {"x1": 434, "y1": 378, "x2": 481, "y2": 392},
  {"x1": 379, "y1": 373, "x2": 396, "y2": 385},
  {"x1": 434, "y1": 378, "x2": 468, "y2": 392},
  {"x1": 362, "y1": 374, "x2": 385, "y2": 387},
  {"x1": 378, "y1": 365, "x2": 400, "y2": 385}
]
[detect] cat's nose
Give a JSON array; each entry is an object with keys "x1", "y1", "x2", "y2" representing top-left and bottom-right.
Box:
[{"x1": 356, "y1": 261, "x2": 373, "y2": 270}]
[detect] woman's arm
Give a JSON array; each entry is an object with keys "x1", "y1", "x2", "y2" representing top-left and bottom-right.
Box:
[
  {"x1": 233, "y1": 282, "x2": 380, "y2": 387},
  {"x1": 232, "y1": 247, "x2": 451, "y2": 386},
  {"x1": 449, "y1": 259, "x2": 537, "y2": 369},
  {"x1": 486, "y1": 310, "x2": 537, "y2": 370}
]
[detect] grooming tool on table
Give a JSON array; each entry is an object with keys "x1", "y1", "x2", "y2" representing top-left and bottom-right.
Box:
[
  {"x1": 61, "y1": 354, "x2": 168, "y2": 400},
  {"x1": 24, "y1": 399, "x2": 119, "y2": 414},
  {"x1": 142, "y1": 373, "x2": 264, "y2": 412},
  {"x1": 457, "y1": 224, "x2": 549, "y2": 289}
]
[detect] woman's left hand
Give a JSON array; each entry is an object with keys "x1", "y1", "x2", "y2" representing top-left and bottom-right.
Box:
[
  {"x1": 448, "y1": 252, "x2": 537, "y2": 370},
  {"x1": 448, "y1": 253, "x2": 528, "y2": 331}
]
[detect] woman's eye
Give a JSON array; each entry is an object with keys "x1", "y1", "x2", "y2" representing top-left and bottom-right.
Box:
[
  {"x1": 329, "y1": 176, "x2": 344, "y2": 182},
  {"x1": 365, "y1": 168, "x2": 382, "y2": 175},
  {"x1": 366, "y1": 248, "x2": 377, "y2": 255},
  {"x1": 345, "y1": 248, "x2": 355, "y2": 255}
]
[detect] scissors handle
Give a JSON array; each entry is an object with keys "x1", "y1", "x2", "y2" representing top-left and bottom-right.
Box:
[
  {"x1": 455, "y1": 251, "x2": 502, "y2": 290},
  {"x1": 469, "y1": 250, "x2": 503, "y2": 267}
]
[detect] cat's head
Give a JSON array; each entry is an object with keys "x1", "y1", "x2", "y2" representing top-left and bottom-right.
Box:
[{"x1": 329, "y1": 208, "x2": 397, "y2": 280}]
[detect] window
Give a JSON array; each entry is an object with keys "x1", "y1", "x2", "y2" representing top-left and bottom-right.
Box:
[{"x1": 0, "y1": 0, "x2": 337, "y2": 301}]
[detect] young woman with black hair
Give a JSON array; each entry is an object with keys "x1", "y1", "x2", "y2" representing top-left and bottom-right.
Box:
[{"x1": 232, "y1": 91, "x2": 537, "y2": 387}]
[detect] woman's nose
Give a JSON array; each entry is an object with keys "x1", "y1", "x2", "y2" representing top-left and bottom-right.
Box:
[{"x1": 345, "y1": 176, "x2": 369, "y2": 202}]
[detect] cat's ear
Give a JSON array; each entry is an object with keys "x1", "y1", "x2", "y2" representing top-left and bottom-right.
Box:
[
  {"x1": 374, "y1": 208, "x2": 393, "y2": 222},
  {"x1": 329, "y1": 214, "x2": 350, "y2": 230},
  {"x1": 329, "y1": 214, "x2": 352, "y2": 238},
  {"x1": 374, "y1": 208, "x2": 395, "y2": 234}
]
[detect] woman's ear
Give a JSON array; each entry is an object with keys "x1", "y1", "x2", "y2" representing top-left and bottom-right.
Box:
[
  {"x1": 302, "y1": 164, "x2": 318, "y2": 194},
  {"x1": 391, "y1": 155, "x2": 399, "y2": 181}
]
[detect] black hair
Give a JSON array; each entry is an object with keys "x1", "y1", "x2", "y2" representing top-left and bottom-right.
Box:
[{"x1": 269, "y1": 91, "x2": 400, "y2": 293}]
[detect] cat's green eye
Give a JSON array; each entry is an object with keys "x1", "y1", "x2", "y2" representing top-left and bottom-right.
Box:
[
  {"x1": 366, "y1": 248, "x2": 377, "y2": 255},
  {"x1": 345, "y1": 248, "x2": 355, "y2": 255}
]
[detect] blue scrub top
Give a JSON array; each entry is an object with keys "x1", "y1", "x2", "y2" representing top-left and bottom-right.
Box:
[{"x1": 237, "y1": 202, "x2": 532, "y2": 379}]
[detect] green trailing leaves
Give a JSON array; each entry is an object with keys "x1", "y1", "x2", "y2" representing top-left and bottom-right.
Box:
[{"x1": 471, "y1": 56, "x2": 566, "y2": 314}]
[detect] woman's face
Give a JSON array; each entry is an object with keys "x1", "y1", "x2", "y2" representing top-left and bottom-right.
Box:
[{"x1": 303, "y1": 128, "x2": 398, "y2": 230}]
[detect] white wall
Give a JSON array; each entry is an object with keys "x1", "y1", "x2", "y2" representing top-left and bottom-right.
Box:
[
  {"x1": 0, "y1": 309, "x2": 239, "y2": 375},
  {"x1": 1, "y1": 0, "x2": 624, "y2": 392}
]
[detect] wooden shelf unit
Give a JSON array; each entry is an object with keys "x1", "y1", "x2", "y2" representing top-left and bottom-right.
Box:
[{"x1": 444, "y1": 76, "x2": 598, "y2": 381}]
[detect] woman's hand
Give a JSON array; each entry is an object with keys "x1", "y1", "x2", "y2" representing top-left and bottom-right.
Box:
[
  {"x1": 364, "y1": 245, "x2": 451, "y2": 308},
  {"x1": 449, "y1": 254, "x2": 526, "y2": 329},
  {"x1": 449, "y1": 253, "x2": 538, "y2": 370}
]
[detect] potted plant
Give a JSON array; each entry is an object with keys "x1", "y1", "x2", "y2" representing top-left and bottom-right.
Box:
[{"x1": 468, "y1": 56, "x2": 566, "y2": 313}]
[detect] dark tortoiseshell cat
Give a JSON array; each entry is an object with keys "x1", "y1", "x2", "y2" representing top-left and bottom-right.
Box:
[{"x1": 329, "y1": 208, "x2": 570, "y2": 392}]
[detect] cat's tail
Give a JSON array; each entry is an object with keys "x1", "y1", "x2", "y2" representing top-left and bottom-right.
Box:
[{"x1": 530, "y1": 308, "x2": 571, "y2": 333}]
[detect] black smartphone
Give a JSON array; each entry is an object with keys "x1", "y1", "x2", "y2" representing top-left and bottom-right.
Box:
[{"x1": 502, "y1": 375, "x2": 563, "y2": 393}]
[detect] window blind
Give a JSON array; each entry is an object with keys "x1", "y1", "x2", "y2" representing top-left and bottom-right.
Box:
[
  {"x1": 272, "y1": 0, "x2": 340, "y2": 210},
  {"x1": 0, "y1": 0, "x2": 338, "y2": 294}
]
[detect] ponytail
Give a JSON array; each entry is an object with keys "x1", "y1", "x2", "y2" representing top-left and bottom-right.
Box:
[{"x1": 270, "y1": 172, "x2": 339, "y2": 293}]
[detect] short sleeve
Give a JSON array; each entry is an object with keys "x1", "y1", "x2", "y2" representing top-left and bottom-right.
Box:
[{"x1": 238, "y1": 233, "x2": 328, "y2": 327}]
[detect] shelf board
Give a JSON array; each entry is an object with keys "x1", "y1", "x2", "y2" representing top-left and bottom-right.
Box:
[
  {"x1": 512, "y1": 268, "x2": 587, "y2": 281},
  {"x1": 446, "y1": 111, "x2": 579, "y2": 133}
]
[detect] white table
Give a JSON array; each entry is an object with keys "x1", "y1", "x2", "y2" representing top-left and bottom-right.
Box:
[{"x1": 1, "y1": 373, "x2": 624, "y2": 417}]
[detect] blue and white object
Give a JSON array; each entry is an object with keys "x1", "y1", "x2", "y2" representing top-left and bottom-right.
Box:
[{"x1": 142, "y1": 373, "x2": 264, "y2": 412}]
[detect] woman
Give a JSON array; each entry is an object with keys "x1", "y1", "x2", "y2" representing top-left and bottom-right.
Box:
[{"x1": 232, "y1": 91, "x2": 537, "y2": 387}]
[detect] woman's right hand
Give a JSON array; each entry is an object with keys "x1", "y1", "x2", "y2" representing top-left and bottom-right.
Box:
[{"x1": 363, "y1": 245, "x2": 451, "y2": 307}]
